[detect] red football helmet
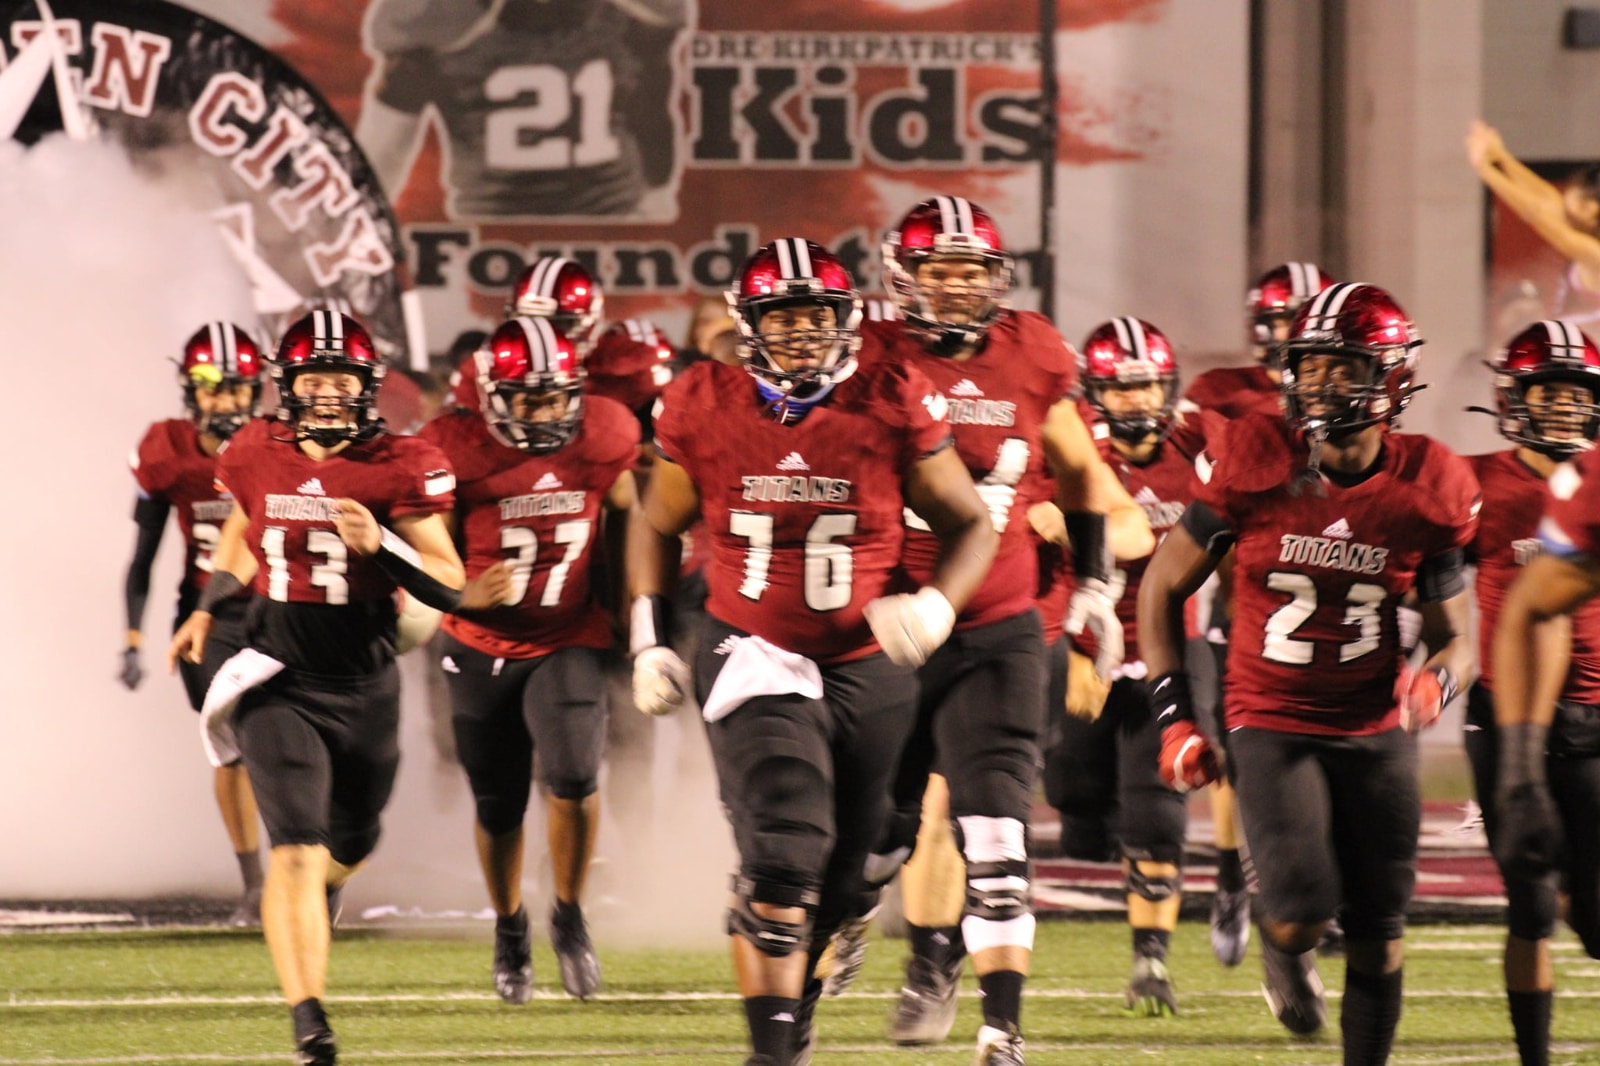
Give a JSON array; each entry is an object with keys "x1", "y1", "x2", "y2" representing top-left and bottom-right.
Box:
[
  {"x1": 477, "y1": 317, "x2": 585, "y2": 453},
  {"x1": 506, "y1": 257, "x2": 604, "y2": 357},
  {"x1": 882, "y1": 195, "x2": 1013, "y2": 353},
  {"x1": 601, "y1": 317, "x2": 677, "y2": 392},
  {"x1": 272, "y1": 310, "x2": 386, "y2": 444},
  {"x1": 1278, "y1": 282, "x2": 1422, "y2": 435},
  {"x1": 1248, "y1": 262, "x2": 1336, "y2": 349},
  {"x1": 1490, "y1": 319, "x2": 1600, "y2": 457},
  {"x1": 1079, "y1": 318, "x2": 1181, "y2": 442},
  {"x1": 729, "y1": 238, "x2": 862, "y2": 417},
  {"x1": 180, "y1": 322, "x2": 263, "y2": 440}
]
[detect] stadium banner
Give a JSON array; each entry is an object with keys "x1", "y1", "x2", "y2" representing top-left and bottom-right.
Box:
[
  {"x1": 1, "y1": 0, "x2": 1234, "y2": 366},
  {"x1": 0, "y1": 0, "x2": 420, "y2": 366}
]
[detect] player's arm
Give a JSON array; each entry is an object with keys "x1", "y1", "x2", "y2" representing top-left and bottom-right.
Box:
[
  {"x1": 1138, "y1": 504, "x2": 1232, "y2": 791},
  {"x1": 120, "y1": 495, "x2": 171, "y2": 688},
  {"x1": 1468, "y1": 120, "x2": 1600, "y2": 285},
  {"x1": 1400, "y1": 549, "x2": 1476, "y2": 733},
  {"x1": 626, "y1": 456, "x2": 696, "y2": 714},
  {"x1": 902, "y1": 444, "x2": 1000, "y2": 613},
  {"x1": 167, "y1": 504, "x2": 252, "y2": 671},
  {"x1": 599, "y1": 469, "x2": 639, "y2": 618},
  {"x1": 1495, "y1": 551, "x2": 1600, "y2": 728}
]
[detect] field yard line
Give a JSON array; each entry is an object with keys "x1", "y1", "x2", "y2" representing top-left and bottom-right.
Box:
[
  {"x1": 0, "y1": 1042, "x2": 1556, "y2": 1066},
  {"x1": 7, "y1": 987, "x2": 1600, "y2": 1010}
]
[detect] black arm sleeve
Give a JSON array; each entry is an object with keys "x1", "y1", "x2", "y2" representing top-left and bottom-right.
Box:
[
  {"x1": 124, "y1": 497, "x2": 171, "y2": 634},
  {"x1": 1415, "y1": 547, "x2": 1467, "y2": 603},
  {"x1": 1179, "y1": 500, "x2": 1237, "y2": 556},
  {"x1": 1063, "y1": 510, "x2": 1111, "y2": 584}
]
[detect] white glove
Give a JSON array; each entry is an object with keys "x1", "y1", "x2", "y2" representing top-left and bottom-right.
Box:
[
  {"x1": 864, "y1": 586, "x2": 956, "y2": 667},
  {"x1": 633, "y1": 645, "x2": 691, "y2": 716},
  {"x1": 1064, "y1": 577, "x2": 1125, "y2": 681}
]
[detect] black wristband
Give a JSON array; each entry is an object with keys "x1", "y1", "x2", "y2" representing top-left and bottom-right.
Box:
[
  {"x1": 371, "y1": 529, "x2": 462, "y2": 613},
  {"x1": 1148, "y1": 672, "x2": 1195, "y2": 732},
  {"x1": 630, "y1": 594, "x2": 673, "y2": 655},
  {"x1": 1063, "y1": 510, "x2": 1111, "y2": 584},
  {"x1": 197, "y1": 571, "x2": 246, "y2": 614},
  {"x1": 1496, "y1": 722, "x2": 1549, "y2": 791}
]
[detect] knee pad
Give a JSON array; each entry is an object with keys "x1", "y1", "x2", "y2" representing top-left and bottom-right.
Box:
[
  {"x1": 726, "y1": 876, "x2": 818, "y2": 958},
  {"x1": 1124, "y1": 859, "x2": 1181, "y2": 903},
  {"x1": 1506, "y1": 876, "x2": 1560, "y2": 943},
  {"x1": 329, "y1": 821, "x2": 381, "y2": 869},
  {"x1": 956, "y1": 814, "x2": 1032, "y2": 921},
  {"x1": 474, "y1": 794, "x2": 527, "y2": 837},
  {"x1": 1058, "y1": 815, "x2": 1117, "y2": 863},
  {"x1": 544, "y1": 775, "x2": 599, "y2": 802}
]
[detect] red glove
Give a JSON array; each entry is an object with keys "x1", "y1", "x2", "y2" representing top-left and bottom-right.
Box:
[
  {"x1": 1396, "y1": 662, "x2": 1457, "y2": 734},
  {"x1": 1159, "y1": 719, "x2": 1221, "y2": 793}
]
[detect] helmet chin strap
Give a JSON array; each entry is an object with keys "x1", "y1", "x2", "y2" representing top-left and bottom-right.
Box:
[{"x1": 1291, "y1": 420, "x2": 1330, "y2": 498}]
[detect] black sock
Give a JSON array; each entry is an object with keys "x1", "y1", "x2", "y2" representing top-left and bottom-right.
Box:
[
  {"x1": 1216, "y1": 848, "x2": 1244, "y2": 894},
  {"x1": 909, "y1": 923, "x2": 963, "y2": 968},
  {"x1": 1507, "y1": 989, "x2": 1552, "y2": 1066},
  {"x1": 237, "y1": 851, "x2": 263, "y2": 894},
  {"x1": 1340, "y1": 967, "x2": 1403, "y2": 1066},
  {"x1": 1133, "y1": 927, "x2": 1171, "y2": 962},
  {"x1": 743, "y1": 995, "x2": 798, "y2": 1061},
  {"x1": 552, "y1": 898, "x2": 582, "y2": 924},
  {"x1": 978, "y1": 969, "x2": 1025, "y2": 1031},
  {"x1": 290, "y1": 997, "x2": 329, "y2": 1041},
  {"x1": 496, "y1": 906, "x2": 528, "y2": 935}
]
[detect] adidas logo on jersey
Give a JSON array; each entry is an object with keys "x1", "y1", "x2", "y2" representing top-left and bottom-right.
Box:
[
  {"x1": 948, "y1": 378, "x2": 984, "y2": 398},
  {"x1": 1321, "y1": 517, "x2": 1353, "y2": 539},
  {"x1": 533, "y1": 472, "x2": 564, "y2": 491},
  {"x1": 297, "y1": 478, "x2": 325, "y2": 496},
  {"x1": 713, "y1": 636, "x2": 740, "y2": 656},
  {"x1": 776, "y1": 451, "x2": 810, "y2": 471},
  {"x1": 440, "y1": 656, "x2": 461, "y2": 674}
]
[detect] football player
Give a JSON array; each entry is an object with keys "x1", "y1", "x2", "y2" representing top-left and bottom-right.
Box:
[
  {"x1": 356, "y1": 0, "x2": 684, "y2": 217},
  {"x1": 419, "y1": 317, "x2": 638, "y2": 1004},
  {"x1": 122, "y1": 322, "x2": 265, "y2": 925},
  {"x1": 165, "y1": 311, "x2": 495, "y2": 1066},
  {"x1": 1180, "y1": 261, "x2": 1337, "y2": 965},
  {"x1": 1139, "y1": 283, "x2": 1481, "y2": 1062},
  {"x1": 1040, "y1": 318, "x2": 1224, "y2": 1016},
  {"x1": 627, "y1": 238, "x2": 998, "y2": 1066},
  {"x1": 839, "y1": 197, "x2": 1152, "y2": 1065},
  {"x1": 1466, "y1": 321, "x2": 1600, "y2": 1066}
]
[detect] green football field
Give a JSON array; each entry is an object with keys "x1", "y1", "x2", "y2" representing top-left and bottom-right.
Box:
[{"x1": 2, "y1": 919, "x2": 1598, "y2": 1065}]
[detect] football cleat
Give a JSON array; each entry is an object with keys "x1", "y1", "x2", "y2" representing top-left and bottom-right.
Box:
[
  {"x1": 1209, "y1": 886, "x2": 1251, "y2": 967},
  {"x1": 888, "y1": 952, "x2": 963, "y2": 1045},
  {"x1": 294, "y1": 1029, "x2": 337, "y2": 1066},
  {"x1": 1124, "y1": 955, "x2": 1179, "y2": 1017},
  {"x1": 792, "y1": 976, "x2": 823, "y2": 1066},
  {"x1": 1259, "y1": 937, "x2": 1328, "y2": 1035},
  {"x1": 973, "y1": 1022, "x2": 1026, "y2": 1065},
  {"x1": 550, "y1": 903, "x2": 602, "y2": 1000},
  {"x1": 820, "y1": 902, "x2": 879, "y2": 997},
  {"x1": 228, "y1": 886, "x2": 263, "y2": 928},
  {"x1": 493, "y1": 909, "x2": 534, "y2": 1005}
]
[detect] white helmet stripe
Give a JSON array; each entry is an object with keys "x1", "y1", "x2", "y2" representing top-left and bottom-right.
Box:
[
  {"x1": 774, "y1": 238, "x2": 796, "y2": 278},
  {"x1": 1110, "y1": 316, "x2": 1149, "y2": 361},
  {"x1": 532, "y1": 256, "x2": 573, "y2": 297},
  {"x1": 793, "y1": 238, "x2": 813, "y2": 278},
  {"x1": 953, "y1": 196, "x2": 975, "y2": 234},
  {"x1": 934, "y1": 195, "x2": 960, "y2": 235},
  {"x1": 1302, "y1": 282, "x2": 1362, "y2": 331},
  {"x1": 207, "y1": 322, "x2": 226, "y2": 372},
  {"x1": 1287, "y1": 262, "x2": 1308, "y2": 299}
]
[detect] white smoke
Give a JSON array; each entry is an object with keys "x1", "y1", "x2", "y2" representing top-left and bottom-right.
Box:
[{"x1": 0, "y1": 134, "x2": 254, "y2": 896}]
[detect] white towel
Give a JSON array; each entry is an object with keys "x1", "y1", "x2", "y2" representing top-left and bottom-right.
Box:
[
  {"x1": 700, "y1": 635, "x2": 824, "y2": 723},
  {"x1": 199, "y1": 648, "x2": 285, "y2": 768}
]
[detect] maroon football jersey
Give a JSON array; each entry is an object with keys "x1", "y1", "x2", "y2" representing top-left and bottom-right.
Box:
[
  {"x1": 863, "y1": 310, "x2": 1076, "y2": 629},
  {"x1": 1470, "y1": 449, "x2": 1600, "y2": 701},
  {"x1": 1196, "y1": 414, "x2": 1480, "y2": 734},
  {"x1": 216, "y1": 421, "x2": 456, "y2": 606},
  {"x1": 654, "y1": 359, "x2": 950, "y2": 662},
  {"x1": 420, "y1": 396, "x2": 637, "y2": 658},
  {"x1": 130, "y1": 419, "x2": 235, "y2": 591},
  {"x1": 585, "y1": 329, "x2": 673, "y2": 419},
  {"x1": 1182, "y1": 363, "x2": 1282, "y2": 421}
]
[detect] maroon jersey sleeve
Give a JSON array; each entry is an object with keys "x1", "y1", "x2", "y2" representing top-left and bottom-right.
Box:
[
  {"x1": 385, "y1": 437, "x2": 457, "y2": 519},
  {"x1": 131, "y1": 421, "x2": 181, "y2": 498},
  {"x1": 1011, "y1": 310, "x2": 1079, "y2": 401},
  {"x1": 651, "y1": 362, "x2": 705, "y2": 468},
  {"x1": 585, "y1": 330, "x2": 672, "y2": 417}
]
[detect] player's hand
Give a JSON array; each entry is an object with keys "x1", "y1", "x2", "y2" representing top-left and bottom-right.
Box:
[
  {"x1": 458, "y1": 560, "x2": 514, "y2": 611},
  {"x1": 167, "y1": 612, "x2": 213, "y2": 672},
  {"x1": 864, "y1": 587, "x2": 955, "y2": 667},
  {"x1": 633, "y1": 645, "x2": 690, "y2": 716},
  {"x1": 118, "y1": 647, "x2": 145, "y2": 690},
  {"x1": 1159, "y1": 719, "x2": 1221, "y2": 793},
  {"x1": 1465, "y1": 119, "x2": 1503, "y2": 170},
  {"x1": 1065, "y1": 648, "x2": 1111, "y2": 720},
  {"x1": 333, "y1": 498, "x2": 381, "y2": 556},
  {"x1": 1027, "y1": 501, "x2": 1067, "y2": 546},
  {"x1": 1064, "y1": 577, "x2": 1124, "y2": 681},
  {"x1": 1396, "y1": 662, "x2": 1456, "y2": 734},
  {"x1": 1492, "y1": 780, "x2": 1565, "y2": 882}
]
